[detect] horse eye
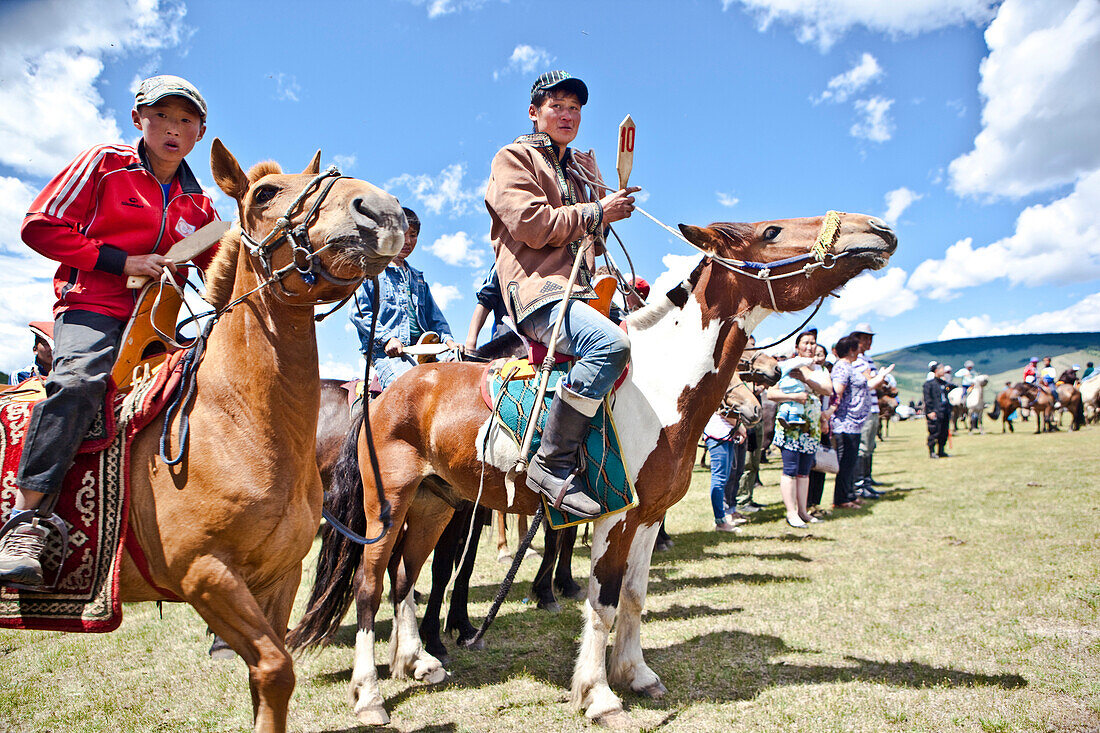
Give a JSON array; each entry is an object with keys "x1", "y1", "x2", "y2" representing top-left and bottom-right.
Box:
[
  {"x1": 763, "y1": 226, "x2": 781, "y2": 241},
  {"x1": 253, "y1": 186, "x2": 278, "y2": 204}
]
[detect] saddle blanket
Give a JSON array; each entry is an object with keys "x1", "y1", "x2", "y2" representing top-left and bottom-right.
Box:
[
  {"x1": 483, "y1": 359, "x2": 637, "y2": 529},
  {"x1": 0, "y1": 353, "x2": 184, "y2": 632}
]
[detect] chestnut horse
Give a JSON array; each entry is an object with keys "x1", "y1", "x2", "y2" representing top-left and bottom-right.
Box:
[
  {"x1": 1055, "y1": 382, "x2": 1085, "y2": 430},
  {"x1": 290, "y1": 213, "x2": 897, "y2": 727},
  {"x1": 1014, "y1": 382, "x2": 1057, "y2": 433},
  {"x1": 989, "y1": 385, "x2": 1021, "y2": 433},
  {"x1": 117, "y1": 140, "x2": 404, "y2": 733}
]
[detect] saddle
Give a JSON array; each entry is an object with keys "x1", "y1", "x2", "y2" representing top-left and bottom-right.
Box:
[{"x1": 479, "y1": 341, "x2": 634, "y2": 529}]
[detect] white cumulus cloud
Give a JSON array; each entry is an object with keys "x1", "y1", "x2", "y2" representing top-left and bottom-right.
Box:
[
  {"x1": 937, "y1": 291, "x2": 1100, "y2": 340},
  {"x1": 828, "y1": 266, "x2": 918, "y2": 321},
  {"x1": 725, "y1": 0, "x2": 998, "y2": 51},
  {"x1": 427, "y1": 231, "x2": 487, "y2": 268},
  {"x1": 882, "y1": 187, "x2": 923, "y2": 225},
  {"x1": 0, "y1": 0, "x2": 189, "y2": 178},
  {"x1": 816, "y1": 52, "x2": 883, "y2": 103},
  {"x1": 909, "y1": 167, "x2": 1100, "y2": 299},
  {"x1": 949, "y1": 0, "x2": 1100, "y2": 199},
  {"x1": 850, "y1": 96, "x2": 895, "y2": 142},
  {"x1": 387, "y1": 163, "x2": 484, "y2": 218},
  {"x1": 650, "y1": 253, "x2": 704, "y2": 297},
  {"x1": 494, "y1": 44, "x2": 554, "y2": 81},
  {"x1": 332, "y1": 154, "x2": 357, "y2": 172},
  {"x1": 430, "y1": 282, "x2": 462, "y2": 310},
  {"x1": 271, "y1": 72, "x2": 300, "y2": 102},
  {"x1": 716, "y1": 191, "x2": 740, "y2": 208}
]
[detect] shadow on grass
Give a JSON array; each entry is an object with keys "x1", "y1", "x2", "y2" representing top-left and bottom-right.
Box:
[{"x1": 310, "y1": 623, "x2": 1027, "y2": 727}]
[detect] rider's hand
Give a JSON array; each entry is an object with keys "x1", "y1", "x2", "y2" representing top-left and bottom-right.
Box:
[
  {"x1": 123, "y1": 254, "x2": 176, "y2": 280},
  {"x1": 384, "y1": 338, "x2": 404, "y2": 357},
  {"x1": 599, "y1": 186, "x2": 642, "y2": 224}
]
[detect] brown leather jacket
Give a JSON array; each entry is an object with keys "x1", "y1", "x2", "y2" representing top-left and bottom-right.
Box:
[{"x1": 485, "y1": 133, "x2": 607, "y2": 323}]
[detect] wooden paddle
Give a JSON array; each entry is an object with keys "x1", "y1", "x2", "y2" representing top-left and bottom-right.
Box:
[
  {"x1": 617, "y1": 114, "x2": 635, "y2": 191},
  {"x1": 125, "y1": 220, "x2": 230, "y2": 289}
]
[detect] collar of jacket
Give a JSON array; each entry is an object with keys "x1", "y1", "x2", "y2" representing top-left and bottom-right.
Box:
[
  {"x1": 513, "y1": 132, "x2": 573, "y2": 165},
  {"x1": 134, "y1": 138, "x2": 204, "y2": 194}
]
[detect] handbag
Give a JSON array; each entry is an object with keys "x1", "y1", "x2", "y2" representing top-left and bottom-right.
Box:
[{"x1": 813, "y1": 442, "x2": 839, "y2": 474}]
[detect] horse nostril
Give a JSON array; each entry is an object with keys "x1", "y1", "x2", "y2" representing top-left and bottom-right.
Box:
[
  {"x1": 350, "y1": 197, "x2": 381, "y2": 231},
  {"x1": 867, "y1": 217, "x2": 898, "y2": 246}
]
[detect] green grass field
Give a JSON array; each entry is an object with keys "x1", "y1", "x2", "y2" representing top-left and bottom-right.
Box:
[{"x1": 1, "y1": 418, "x2": 1098, "y2": 732}]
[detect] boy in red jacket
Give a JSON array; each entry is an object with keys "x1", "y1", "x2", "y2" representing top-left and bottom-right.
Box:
[{"x1": 0, "y1": 75, "x2": 219, "y2": 586}]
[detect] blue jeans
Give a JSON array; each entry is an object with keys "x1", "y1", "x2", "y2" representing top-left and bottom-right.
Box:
[
  {"x1": 374, "y1": 354, "x2": 417, "y2": 390},
  {"x1": 520, "y1": 299, "x2": 630, "y2": 400},
  {"x1": 705, "y1": 437, "x2": 744, "y2": 523}
]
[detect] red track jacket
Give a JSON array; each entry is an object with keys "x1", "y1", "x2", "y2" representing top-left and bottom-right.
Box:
[{"x1": 22, "y1": 140, "x2": 221, "y2": 321}]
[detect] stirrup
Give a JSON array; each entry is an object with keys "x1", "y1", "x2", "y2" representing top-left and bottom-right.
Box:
[{"x1": 0, "y1": 509, "x2": 70, "y2": 592}]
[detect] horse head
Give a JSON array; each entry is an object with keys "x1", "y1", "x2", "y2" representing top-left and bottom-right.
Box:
[
  {"x1": 208, "y1": 138, "x2": 405, "y2": 308},
  {"x1": 738, "y1": 350, "x2": 780, "y2": 385},
  {"x1": 678, "y1": 212, "x2": 897, "y2": 317},
  {"x1": 718, "y1": 377, "x2": 761, "y2": 427}
]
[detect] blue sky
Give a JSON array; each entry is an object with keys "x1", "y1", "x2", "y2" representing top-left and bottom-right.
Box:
[{"x1": 1, "y1": 0, "x2": 1097, "y2": 378}]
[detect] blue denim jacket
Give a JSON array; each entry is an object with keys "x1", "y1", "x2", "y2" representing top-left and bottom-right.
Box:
[{"x1": 349, "y1": 262, "x2": 454, "y2": 358}]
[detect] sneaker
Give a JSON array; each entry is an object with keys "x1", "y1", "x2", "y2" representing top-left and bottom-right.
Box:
[
  {"x1": 0, "y1": 520, "x2": 49, "y2": 586},
  {"x1": 725, "y1": 512, "x2": 749, "y2": 525},
  {"x1": 715, "y1": 521, "x2": 742, "y2": 534},
  {"x1": 737, "y1": 503, "x2": 761, "y2": 514}
]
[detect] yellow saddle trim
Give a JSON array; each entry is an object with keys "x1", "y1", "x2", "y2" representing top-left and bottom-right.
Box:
[{"x1": 498, "y1": 358, "x2": 538, "y2": 381}]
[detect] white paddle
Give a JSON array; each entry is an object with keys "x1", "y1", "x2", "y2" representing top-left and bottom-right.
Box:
[
  {"x1": 617, "y1": 114, "x2": 635, "y2": 191},
  {"x1": 126, "y1": 220, "x2": 231, "y2": 289}
]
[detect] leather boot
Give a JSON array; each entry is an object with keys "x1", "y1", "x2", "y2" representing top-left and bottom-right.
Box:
[
  {"x1": 526, "y1": 384, "x2": 602, "y2": 518},
  {"x1": 0, "y1": 516, "x2": 49, "y2": 586}
]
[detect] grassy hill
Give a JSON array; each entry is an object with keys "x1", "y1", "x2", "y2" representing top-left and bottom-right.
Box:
[{"x1": 874, "y1": 332, "x2": 1100, "y2": 404}]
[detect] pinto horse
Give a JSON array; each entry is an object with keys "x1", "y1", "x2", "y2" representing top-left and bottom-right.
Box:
[
  {"x1": 289, "y1": 213, "x2": 897, "y2": 727},
  {"x1": 115, "y1": 141, "x2": 404, "y2": 733}
]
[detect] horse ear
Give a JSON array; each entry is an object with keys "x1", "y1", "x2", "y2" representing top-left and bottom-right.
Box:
[
  {"x1": 210, "y1": 138, "x2": 249, "y2": 202},
  {"x1": 679, "y1": 224, "x2": 718, "y2": 251},
  {"x1": 302, "y1": 150, "x2": 321, "y2": 175}
]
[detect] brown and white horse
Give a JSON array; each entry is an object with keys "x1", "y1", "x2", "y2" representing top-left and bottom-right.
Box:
[
  {"x1": 289, "y1": 213, "x2": 897, "y2": 727},
  {"x1": 119, "y1": 141, "x2": 404, "y2": 733}
]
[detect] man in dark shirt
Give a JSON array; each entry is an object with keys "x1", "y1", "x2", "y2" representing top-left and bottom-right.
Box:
[{"x1": 923, "y1": 363, "x2": 951, "y2": 458}]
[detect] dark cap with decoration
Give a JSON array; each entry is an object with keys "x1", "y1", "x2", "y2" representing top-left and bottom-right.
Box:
[
  {"x1": 134, "y1": 75, "x2": 208, "y2": 122},
  {"x1": 531, "y1": 71, "x2": 589, "y2": 105}
]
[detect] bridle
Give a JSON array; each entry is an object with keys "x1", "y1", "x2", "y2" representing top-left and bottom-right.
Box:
[
  {"x1": 738, "y1": 350, "x2": 778, "y2": 385},
  {"x1": 238, "y1": 165, "x2": 365, "y2": 302}
]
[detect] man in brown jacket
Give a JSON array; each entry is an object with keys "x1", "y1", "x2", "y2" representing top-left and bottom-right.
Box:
[{"x1": 484, "y1": 71, "x2": 640, "y2": 518}]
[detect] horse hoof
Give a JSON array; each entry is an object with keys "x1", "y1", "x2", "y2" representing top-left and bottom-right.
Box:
[
  {"x1": 459, "y1": 636, "x2": 485, "y2": 651},
  {"x1": 557, "y1": 586, "x2": 585, "y2": 601},
  {"x1": 208, "y1": 636, "x2": 236, "y2": 660},
  {"x1": 355, "y1": 705, "x2": 390, "y2": 726},
  {"x1": 637, "y1": 681, "x2": 667, "y2": 699},
  {"x1": 536, "y1": 600, "x2": 561, "y2": 613},
  {"x1": 497, "y1": 550, "x2": 513, "y2": 564},
  {"x1": 594, "y1": 710, "x2": 635, "y2": 729},
  {"x1": 420, "y1": 665, "x2": 448, "y2": 685}
]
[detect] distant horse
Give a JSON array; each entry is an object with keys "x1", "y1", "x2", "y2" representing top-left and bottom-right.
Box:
[
  {"x1": 989, "y1": 384, "x2": 1021, "y2": 433},
  {"x1": 1054, "y1": 382, "x2": 1085, "y2": 430},
  {"x1": 1014, "y1": 382, "x2": 1057, "y2": 433},
  {"x1": 1081, "y1": 374, "x2": 1100, "y2": 423},
  {"x1": 115, "y1": 141, "x2": 403, "y2": 733},
  {"x1": 950, "y1": 375, "x2": 988, "y2": 433},
  {"x1": 288, "y1": 212, "x2": 897, "y2": 727},
  {"x1": 876, "y1": 380, "x2": 899, "y2": 438}
]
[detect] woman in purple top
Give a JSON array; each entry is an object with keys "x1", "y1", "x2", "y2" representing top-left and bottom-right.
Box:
[{"x1": 830, "y1": 335, "x2": 893, "y2": 507}]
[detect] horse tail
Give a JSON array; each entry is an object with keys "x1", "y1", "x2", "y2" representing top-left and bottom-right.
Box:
[
  {"x1": 1075, "y1": 398, "x2": 1085, "y2": 429},
  {"x1": 288, "y1": 413, "x2": 367, "y2": 651},
  {"x1": 989, "y1": 401, "x2": 1001, "y2": 420}
]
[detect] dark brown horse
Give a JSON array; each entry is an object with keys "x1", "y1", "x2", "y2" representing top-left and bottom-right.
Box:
[
  {"x1": 1015, "y1": 382, "x2": 1057, "y2": 433},
  {"x1": 117, "y1": 141, "x2": 404, "y2": 733},
  {"x1": 1055, "y1": 382, "x2": 1085, "y2": 430},
  {"x1": 289, "y1": 213, "x2": 897, "y2": 727}
]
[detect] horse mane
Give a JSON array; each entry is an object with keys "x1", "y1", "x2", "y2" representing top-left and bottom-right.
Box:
[
  {"x1": 204, "y1": 161, "x2": 284, "y2": 309},
  {"x1": 622, "y1": 258, "x2": 707, "y2": 331},
  {"x1": 204, "y1": 228, "x2": 241, "y2": 309}
]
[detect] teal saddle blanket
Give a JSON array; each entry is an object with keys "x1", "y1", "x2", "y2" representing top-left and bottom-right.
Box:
[{"x1": 487, "y1": 362, "x2": 637, "y2": 528}]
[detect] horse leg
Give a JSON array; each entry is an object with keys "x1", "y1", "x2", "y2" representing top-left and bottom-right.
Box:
[
  {"x1": 495, "y1": 511, "x2": 510, "y2": 562},
  {"x1": 608, "y1": 520, "x2": 665, "y2": 700},
  {"x1": 448, "y1": 505, "x2": 490, "y2": 648},
  {"x1": 571, "y1": 512, "x2": 631, "y2": 725},
  {"x1": 420, "y1": 506, "x2": 468, "y2": 665},
  {"x1": 554, "y1": 525, "x2": 584, "y2": 600},
  {"x1": 388, "y1": 490, "x2": 453, "y2": 685},
  {"x1": 531, "y1": 519, "x2": 562, "y2": 612},
  {"x1": 181, "y1": 559, "x2": 296, "y2": 733}
]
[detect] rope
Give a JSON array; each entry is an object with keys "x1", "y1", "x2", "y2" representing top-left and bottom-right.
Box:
[{"x1": 464, "y1": 503, "x2": 545, "y2": 648}]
